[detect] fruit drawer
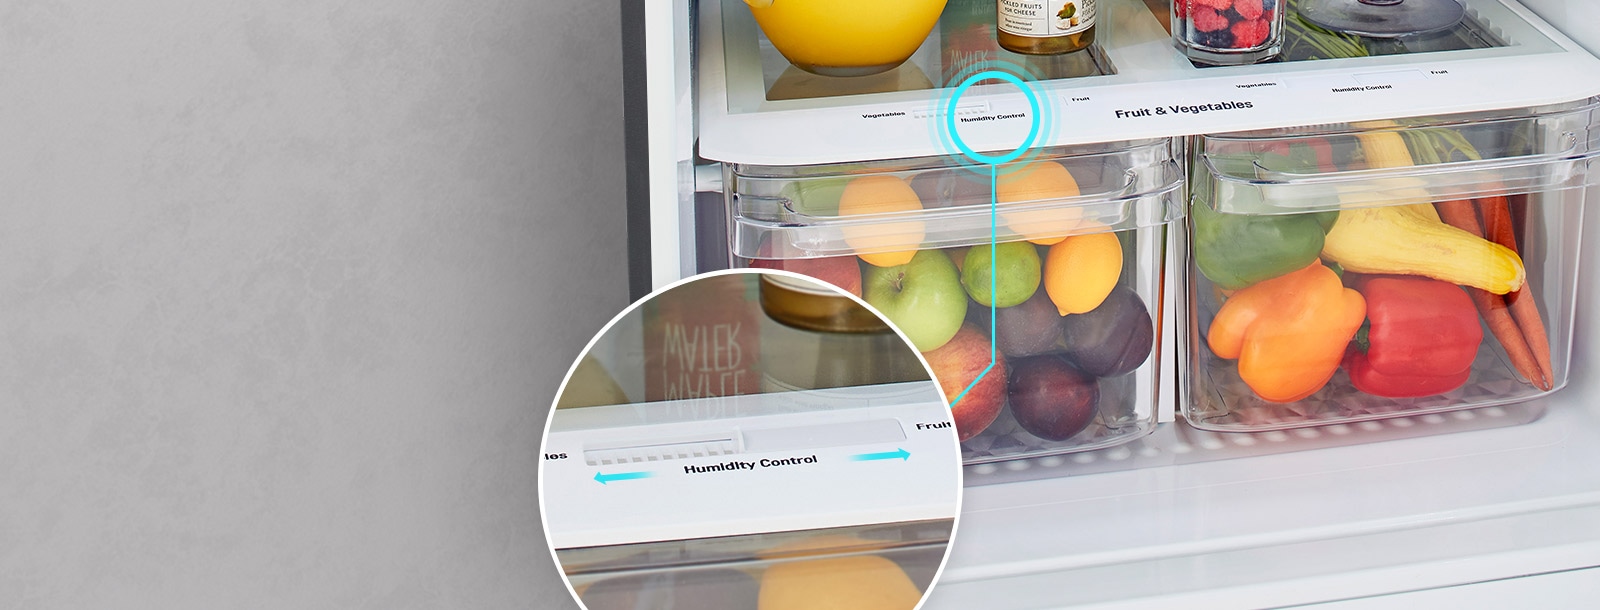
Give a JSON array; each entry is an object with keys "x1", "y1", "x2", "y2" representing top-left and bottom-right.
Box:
[
  {"x1": 560, "y1": 520, "x2": 950, "y2": 610},
  {"x1": 1182, "y1": 97, "x2": 1600, "y2": 431},
  {"x1": 726, "y1": 139, "x2": 1183, "y2": 463}
]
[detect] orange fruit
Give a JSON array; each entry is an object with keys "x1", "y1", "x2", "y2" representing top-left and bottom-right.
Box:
[
  {"x1": 758, "y1": 555, "x2": 922, "y2": 610},
  {"x1": 1044, "y1": 231, "x2": 1123, "y2": 315},
  {"x1": 837, "y1": 175, "x2": 925, "y2": 267},
  {"x1": 996, "y1": 161, "x2": 1083, "y2": 245}
]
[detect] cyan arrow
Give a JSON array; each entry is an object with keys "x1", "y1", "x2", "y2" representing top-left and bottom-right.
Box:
[
  {"x1": 594, "y1": 470, "x2": 654, "y2": 485},
  {"x1": 851, "y1": 448, "x2": 910, "y2": 462}
]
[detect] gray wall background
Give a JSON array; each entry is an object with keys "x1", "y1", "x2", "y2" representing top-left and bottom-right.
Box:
[{"x1": 0, "y1": 1, "x2": 616, "y2": 608}]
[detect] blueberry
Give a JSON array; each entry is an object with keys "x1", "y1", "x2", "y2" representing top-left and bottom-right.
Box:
[
  {"x1": 1224, "y1": 8, "x2": 1242, "y2": 22},
  {"x1": 1197, "y1": 29, "x2": 1235, "y2": 48},
  {"x1": 1262, "y1": 0, "x2": 1276, "y2": 10}
]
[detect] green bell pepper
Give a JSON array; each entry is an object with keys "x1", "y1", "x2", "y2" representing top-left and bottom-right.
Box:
[
  {"x1": 1192, "y1": 203, "x2": 1338, "y2": 290},
  {"x1": 1191, "y1": 140, "x2": 1341, "y2": 290}
]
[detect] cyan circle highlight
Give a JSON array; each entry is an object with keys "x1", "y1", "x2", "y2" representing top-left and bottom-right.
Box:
[
  {"x1": 943, "y1": 70, "x2": 1044, "y2": 166},
  {"x1": 929, "y1": 60, "x2": 1052, "y2": 180}
]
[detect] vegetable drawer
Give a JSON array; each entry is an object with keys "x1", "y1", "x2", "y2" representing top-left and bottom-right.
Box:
[
  {"x1": 725, "y1": 139, "x2": 1183, "y2": 463},
  {"x1": 1183, "y1": 98, "x2": 1600, "y2": 431}
]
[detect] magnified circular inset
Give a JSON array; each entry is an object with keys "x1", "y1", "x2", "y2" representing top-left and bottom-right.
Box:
[{"x1": 540, "y1": 269, "x2": 962, "y2": 610}]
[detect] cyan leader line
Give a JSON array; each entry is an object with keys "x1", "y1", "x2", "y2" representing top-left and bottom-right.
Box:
[
  {"x1": 936, "y1": 67, "x2": 1048, "y2": 409},
  {"x1": 950, "y1": 163, "x2": 1000, "y2": 408}
]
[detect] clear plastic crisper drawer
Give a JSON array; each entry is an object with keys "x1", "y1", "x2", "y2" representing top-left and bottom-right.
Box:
[
  {"x1": 724, "y1": 139, "x2": 1182, "y2": 464},
  {"x1": 1183, "y1": 97, "x2": 1599, "y2": 432}
]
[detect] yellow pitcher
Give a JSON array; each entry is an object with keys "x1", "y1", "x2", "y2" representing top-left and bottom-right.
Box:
[{"x1": 744, "y1": 0, "x2": 948, "y2": 77}]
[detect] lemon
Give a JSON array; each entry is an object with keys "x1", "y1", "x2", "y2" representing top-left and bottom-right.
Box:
[
  {"x1": 996, "y1": 161, "x2": 1084, "y2": 246},
  {"x1": 1044, "y1": 231, "x2": 1123, "y2": 315},
  {"x1": 837, "y1": 175, "x2": 925, "y2": 267}
]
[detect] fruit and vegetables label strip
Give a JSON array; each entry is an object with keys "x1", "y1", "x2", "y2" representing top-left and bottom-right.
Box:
[{"x1": 949, "y1": 163, "x2": 1000, "y2": 408}]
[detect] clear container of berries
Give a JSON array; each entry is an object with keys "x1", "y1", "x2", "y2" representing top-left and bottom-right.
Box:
[{"x1": 1173, "y1": 0, "x2": 1285, "y2": 65}]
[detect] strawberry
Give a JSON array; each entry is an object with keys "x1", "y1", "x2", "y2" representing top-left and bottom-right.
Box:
[
  {"x1": 1174, "y1": 0, "x2": 1188, "y2": 19},
  {"x1": 1195, "y1": 0, "x2": 1233, "y2": 10},
  {"x1": 1234, "y1": 0, "x2": 1264, "y2": 20},
  {"x1": 1231, "y1": 18, "x2": 1270, "y2": 48},
  {"x1": 1192, "y1": 6, "x2": 1230, "y2": 33}
]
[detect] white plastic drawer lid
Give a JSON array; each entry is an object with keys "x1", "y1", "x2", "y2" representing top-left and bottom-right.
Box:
[
  {"x1": 729, "y1": 139, "x2": 1183, "y2": 261},
  {"x1": 1194, "y1": 97, "x2": 1600, "y2": 215}
]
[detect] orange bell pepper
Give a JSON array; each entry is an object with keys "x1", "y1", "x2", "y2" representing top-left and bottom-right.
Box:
[{"x1": 1207, "y1": 262, "x2": 1367, "y2": 403}]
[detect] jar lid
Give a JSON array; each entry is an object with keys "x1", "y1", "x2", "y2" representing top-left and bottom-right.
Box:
[{"x1": 758, "y1": 273, "x2": 891, "y2": 334}]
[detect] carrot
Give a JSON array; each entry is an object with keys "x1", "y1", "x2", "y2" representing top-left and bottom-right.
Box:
[
  {"x1": 1436, "y1": 197, "x2": 1551, "y2": 390},
  {"x1": 1476, "y1": 194, "x2": 1554, "y2": 391},
  {"x1": 1504, "y1": 191, "x2": 1529, "y2": 246},
  {"x1": 1505, "y1": 289, "x2": 1553, "y2": 390},
  {"x1": 1479, "y1": 194, "x2": 1518, "y2": 251},
  {"x1": 1465, "y1": 288, "x2": 1547, "y2": 389},
  {"x1": 1434, "y1": 200, "x2": 1483, "y2": 235},
  {"x1": 1508, "y1": 193, "x2": 1530, "y2": 249}
]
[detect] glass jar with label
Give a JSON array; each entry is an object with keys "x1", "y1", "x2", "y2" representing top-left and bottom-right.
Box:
[
  {"x1": 757, "y1": 273, "x2": 928, "y2": 393},
  {"x1": 997, "y1": 0, "x2": 1097, "y2": 55}
]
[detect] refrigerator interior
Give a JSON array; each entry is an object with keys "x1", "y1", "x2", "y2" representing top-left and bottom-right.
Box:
[{"x1": 631, "y1": 0, "x2": 1600, "y2": 605}]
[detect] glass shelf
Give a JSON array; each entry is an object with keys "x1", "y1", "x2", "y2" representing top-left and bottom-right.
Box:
[
  {"x1": 698, "y1": 0, "x2": 1598, "y2": 165},
  {"x1": 1160, "y1": 0, "x2": 1505, "y2": 68},
  {"x1": 742, "y1": 0, "x2": 1115, "y2": 104},
  {"x1": 714, "y1": 0, "x2": 1543, "y2": 114},
  {"x1": 717, "y1": 0, "x2": 1133, "y2": 115}
]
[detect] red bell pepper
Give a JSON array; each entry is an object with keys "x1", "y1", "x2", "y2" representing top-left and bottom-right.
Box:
[{"x1": 1342, "y1": 275, "x2": 1483, "y2": 398}]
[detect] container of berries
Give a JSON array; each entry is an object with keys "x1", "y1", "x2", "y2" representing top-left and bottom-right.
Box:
[{"x1": 1173, "y1": 0, "x2": 1285, "y2": 65}]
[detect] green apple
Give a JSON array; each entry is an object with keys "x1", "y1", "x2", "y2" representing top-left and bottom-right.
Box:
[
  {"x1": 864, "y1": 250, "x2": 968, "y2": 352},
  {"x1": 961, "y1": 240, "x2": 1041, "y2": 308}
]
